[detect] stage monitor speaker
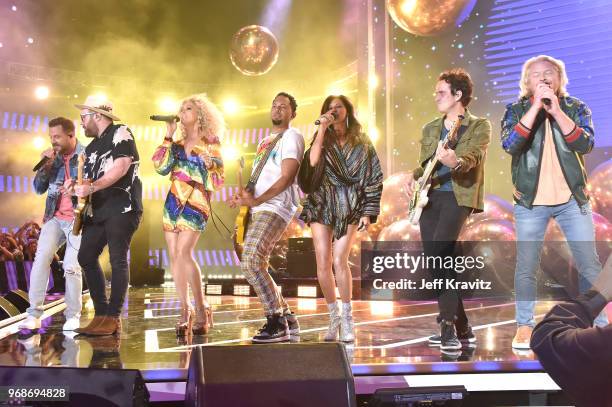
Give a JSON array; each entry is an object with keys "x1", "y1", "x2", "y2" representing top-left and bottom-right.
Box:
[
  {"x1": 3, "y1": 289, "x2": 29, "y2": 313},
  {"x1": 0, "y1": 365, "x2": 149, "y2": 406},
  {"x1": 186, "y1": 343, "x2": 356, "y2": 407},
  {"x1": 130, "y1": 266, "x2": 165, "y2": 287},
  {"x1": 287, "y1": 237, "x2": 317, "y2": 278}
]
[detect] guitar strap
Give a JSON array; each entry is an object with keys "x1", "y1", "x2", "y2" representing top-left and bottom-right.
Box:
[
  {"x1": 245, "y1": 130, "x2": 286, "y2": 192},
  {"x1": 429, "y1": 123, "x2": 469, "y2": 187},
  {"x1": 446, "y1": 124, "x2": 467, "y2": 149},
  {"x1": 207, "y1": 131, "x2": 285, "y2": 241}
]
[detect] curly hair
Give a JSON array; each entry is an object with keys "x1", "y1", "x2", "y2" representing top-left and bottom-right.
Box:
[{"x1": 178, "y1": 94, "x2": 225, "y2": 144}]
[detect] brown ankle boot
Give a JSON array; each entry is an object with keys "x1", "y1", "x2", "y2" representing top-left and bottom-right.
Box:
[
  {"x1": 74, "y1": 316, "x2": 106, "y2": 335},
  {"x1": 87, "y1": 317, "x2": 121, "y2": 336}
]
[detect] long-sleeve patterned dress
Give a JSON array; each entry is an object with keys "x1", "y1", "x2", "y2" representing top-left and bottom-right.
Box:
[
  {"x1": 152, "y1": 138, "x2": 224, "y2": 232},
  {"x1": 300, "y1": 134, "x2": 383, "y2": 240}
]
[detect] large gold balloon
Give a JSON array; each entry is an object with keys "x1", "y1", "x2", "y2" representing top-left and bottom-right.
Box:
[
  {"x1": 458, "y1": 219, "x2": 516, "y2": 293},
  {"x1": 587, "y1": 160, "x2": 612, "y2": 222},
  {"x1": 465, "y1": 194, "x2": 514, "y2": 226},
  {"x1": 378, "y1": 219, "x2": 422, "y2": 242},
  {"x1": 229, "y1": 25, "x2": 279, "y2": 76},
  {"x1": 542, "y1": 212, "x2": 612, "y2": 285},
  {"x1": 386, "y1": 0, "x2": 476, "y2": 37},
  {"x1": 377, "y1": 171, "x2": 414, "y2": 231},
  {"x1": 349, "y1": 232, "x2": 373, "y2": 275}
]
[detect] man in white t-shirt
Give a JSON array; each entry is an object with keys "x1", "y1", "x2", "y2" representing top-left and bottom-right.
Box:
[{"x1": 229, "y1": 92, "x2": 305, "y2": 343}]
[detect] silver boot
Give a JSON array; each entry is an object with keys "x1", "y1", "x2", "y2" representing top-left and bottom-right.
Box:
[
  {"x1": 339, "y1": 302, "x2": 355, "y2": 342},
  {"x1": 324, "y1": 302, "x2": 341, "y2": 341}
]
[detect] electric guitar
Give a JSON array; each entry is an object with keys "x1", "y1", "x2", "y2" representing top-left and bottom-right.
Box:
[
  {"x1": 72, "y1": 154, "x2": 90, "y2": 235},
  {"x1": 408, "y1": 115, "x2": 464, "y2": 225},
  {"x1": 233, "y1": 157, "x2": 250, "y2": 259}
]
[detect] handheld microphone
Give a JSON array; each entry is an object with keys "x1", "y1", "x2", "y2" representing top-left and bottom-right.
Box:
[
  {"x1": 541, "y1": 80, "x2": 551, "y2": 106},
  {"x1": 32, "y1": 156, "x2": 50, "y2": 172},
  {"x1": 314, "y1": 112, "x2": 337, "y2": 125},
  {"x1": 150, "y1": 115, "x2": 180, "y2": 122}
]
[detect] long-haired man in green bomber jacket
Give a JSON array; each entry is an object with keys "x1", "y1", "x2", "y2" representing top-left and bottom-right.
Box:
[{"x1": 501, "y1": 54, "x2": 608, "y2": 351}]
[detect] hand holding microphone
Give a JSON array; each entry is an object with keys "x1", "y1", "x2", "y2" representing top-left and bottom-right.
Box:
[
  {"x1": 315, "y1": 112, "x2": 337, "y2": 126},
  {"x1": 151, "y1": 115, "x2": 180, "y2": 141},
  {"x1": 538, "y1": 80, "x2": 553, "y2": 107},
  {"x1": 33, "y1": 148, "x2": 56, "y2": 172}
]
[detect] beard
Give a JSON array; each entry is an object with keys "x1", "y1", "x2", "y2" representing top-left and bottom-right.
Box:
[
  {"x1": 83, "y1": 124, "x2": 97, "y2": 138},
  {"x1": 271, "y1": 119, "x2": 282, "y2": 126}
]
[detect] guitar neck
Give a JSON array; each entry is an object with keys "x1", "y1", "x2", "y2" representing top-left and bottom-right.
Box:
[
  {"x1": 237, "y1": 168, "x2": 244, "y2": 192},
  {"x1": 236, "y1": 156, "x2": 246, "y2": 193},
  {"x1": 419, "y1": 117, "x2": 463, "y2": 184}
]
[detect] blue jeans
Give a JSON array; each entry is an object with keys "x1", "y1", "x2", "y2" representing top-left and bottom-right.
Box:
[
  {"x1": 514, "y1": 198, "x2": 608, "y2": 327},
  {"x1": 26, "y1": 217, "x2": 82, "y2": 319}
]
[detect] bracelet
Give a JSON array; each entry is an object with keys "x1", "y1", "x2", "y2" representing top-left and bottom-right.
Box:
[
  {"x1": 164, "y1": 137, "x2": 173, "y2": 142},
  {"x1": 517, "y1": 120, "x2": 532, "y2": 132},
  {"x1": 562, "y1": 124, "x2": 577, "y2": 138}
]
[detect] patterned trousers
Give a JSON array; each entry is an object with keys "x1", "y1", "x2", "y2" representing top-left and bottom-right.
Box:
[{"x1": 241, "y1": 210, "x2": 290, "y2": 316}]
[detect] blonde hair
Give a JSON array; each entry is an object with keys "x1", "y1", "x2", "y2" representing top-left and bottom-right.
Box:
[
  {"x1": 519, "y1": 55, "x2": 569, "y2": 98},
  {"x1": 178, "y1": 94, "x2": 225, "y2": 144}
]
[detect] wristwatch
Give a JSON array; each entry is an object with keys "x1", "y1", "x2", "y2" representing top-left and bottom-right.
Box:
[{"x1": 453, "y1": 158, "x2": 464, "y2": 171}]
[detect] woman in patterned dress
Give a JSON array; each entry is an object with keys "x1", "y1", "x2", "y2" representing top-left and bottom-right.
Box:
[
  {"x1": 152, "y1": 94, "x2": 224, "y2": 336},
  {"x1": 300, "y1": 95, "x2": 383, "y2": 342}
]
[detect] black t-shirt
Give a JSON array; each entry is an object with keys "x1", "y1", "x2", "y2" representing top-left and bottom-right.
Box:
[{"x1": 84, "y1": 123, "x2": 143, "y2": 222}]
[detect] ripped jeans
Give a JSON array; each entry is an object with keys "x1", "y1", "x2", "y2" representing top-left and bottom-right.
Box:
[{"x1": 26, "y1": 217, "x2": 82, "y2": 319}]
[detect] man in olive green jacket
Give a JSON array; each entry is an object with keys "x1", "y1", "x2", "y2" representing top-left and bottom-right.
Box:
[{"x1": 407, "y1": 68, "x2": 491, "y2": 353}]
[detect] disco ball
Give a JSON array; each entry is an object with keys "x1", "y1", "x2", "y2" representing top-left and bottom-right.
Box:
[
  {"x1": 386, "y1": 0, "x2": 477, "y2": 36},
  {"x1": 229, "y1": 25, "x2": 279, "y2": 76}
]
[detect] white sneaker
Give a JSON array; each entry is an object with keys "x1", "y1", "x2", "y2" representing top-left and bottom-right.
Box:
[
  {"x1": 62, "y1": 317, "x2": 81, "y2": 331},
  {"x1": 18, "y1": 315, "x2": 41, "y2": 330}
]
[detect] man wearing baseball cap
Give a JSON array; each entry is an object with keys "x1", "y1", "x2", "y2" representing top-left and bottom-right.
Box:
[{"x1": 73, "y1": 95, "x2": 143, "y2": 336}]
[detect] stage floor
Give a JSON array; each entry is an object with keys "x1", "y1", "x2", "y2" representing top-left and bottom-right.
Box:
[{"x1": 0, "y1": 287, "x2": 564, "y2": 402}]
